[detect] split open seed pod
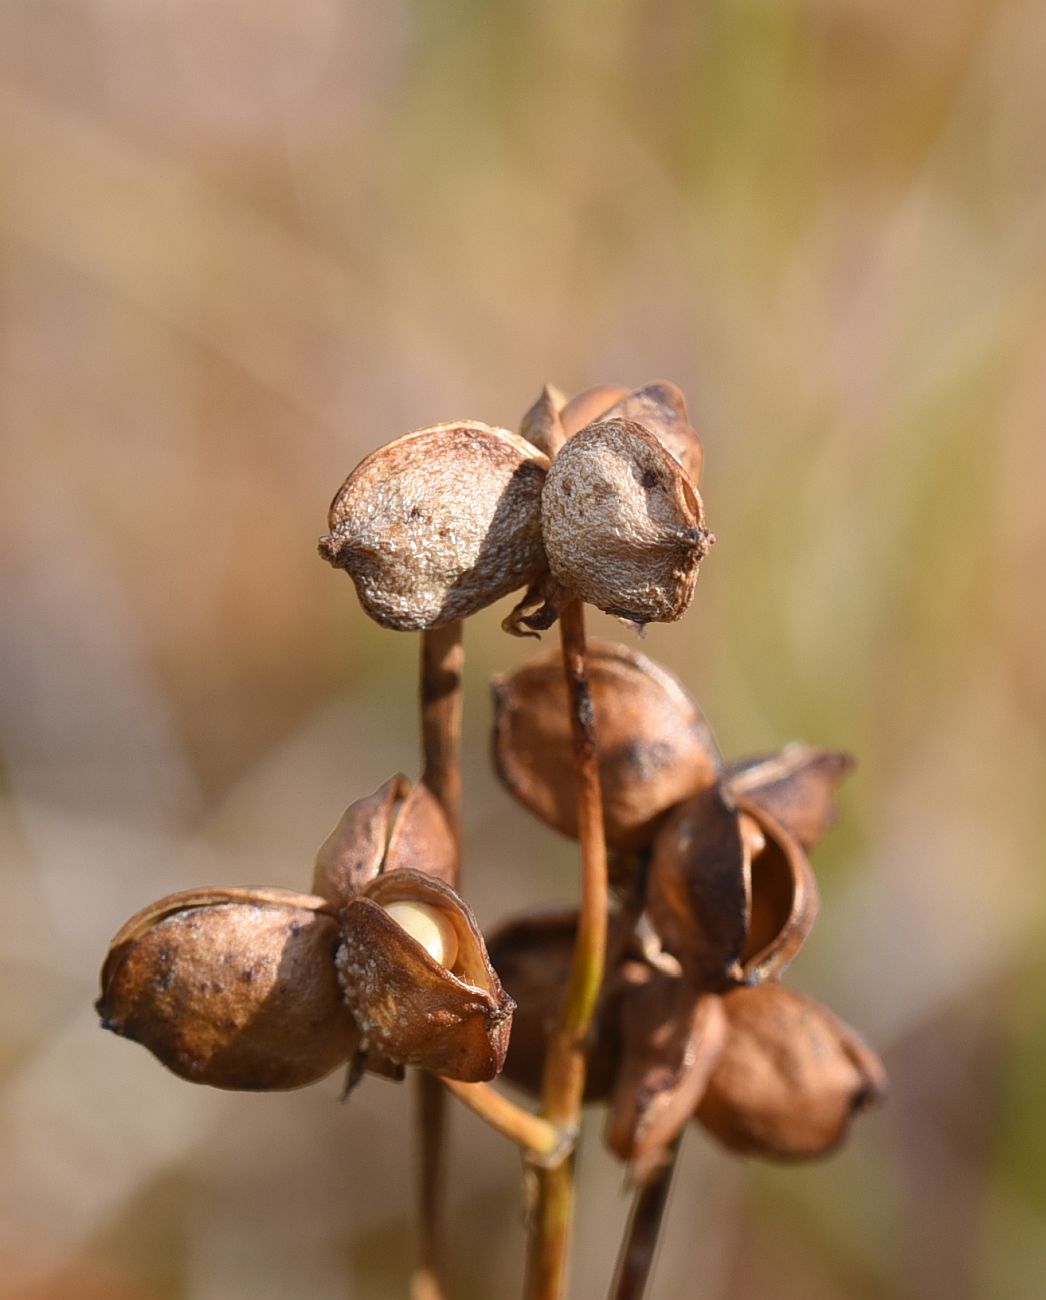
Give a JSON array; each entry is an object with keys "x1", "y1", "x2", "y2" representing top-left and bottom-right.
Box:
[
  {"x1": 97, "y1": 888, "x2": 359, "y2": 1090},
  {"x1": 695, "y1": 983, "x2": 887, "y2": 1160},
  {"x1": 646, "y1": 787, "x2": 819, "y2": 988},
  {"x1": 605, "y1": 974, "x2": 726, "y2": 1177},
  {"x1": 338, "y1": 868, "x2": 514, "y2": 1082},
  {"x1": 484, "y1": 908, "x2": 624, "y2": 1100},
  {"x1": 541, "y1": 418, "x2": 712, "y2": 624},
  {"x1": 319, "y1": 422, "x2": 549, "y2": 630},
  {"x1": 519, "y1": 385, "x2": 568, "y2": 460},
  {"x1": 492, "y1": 641, "x2": 722, "y2": 851},
  {"x1": 724, "y1": 743, "x2": 855, "y2": 852},
  {"x1": 313, "y1": 773, "x2": 457, "y2": 907}
]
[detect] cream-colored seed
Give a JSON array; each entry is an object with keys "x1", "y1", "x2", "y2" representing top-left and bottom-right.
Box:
[
  {"x1": 739, "y1": 813, "x2": 766, "y2": 858},
  {"x1": 383, "y1": 901, "x2": 459, "y2": 968}
]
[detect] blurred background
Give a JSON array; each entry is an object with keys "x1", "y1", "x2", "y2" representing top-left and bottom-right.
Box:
[{"x1": 2, "y1": 1, "x2": 1045, "y2": 1297}]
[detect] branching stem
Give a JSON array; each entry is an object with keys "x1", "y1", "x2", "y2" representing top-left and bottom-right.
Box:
[{"x1": 441, "y1": 1079, "x2": 567, "y2": 1159}]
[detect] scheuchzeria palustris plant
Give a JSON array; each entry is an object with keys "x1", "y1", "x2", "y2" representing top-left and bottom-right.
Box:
[{"x1": 97, "y1": 381, "x2": 885, "y2": 1300}]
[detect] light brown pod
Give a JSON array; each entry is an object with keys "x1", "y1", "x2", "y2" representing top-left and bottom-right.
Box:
[
  {"x1": 598, "y1": 381, "x2": 704, "y2": 484},
  {"x1": 319, "y1": 423, "x2": 549, "y2": 630},
  {"x1": 519, "y1": 384, "x2": 568, "y2": 460},
  {"x1": 541, "y1": 418, "x2": 712, "y2": 624},
  {"x1": 559, "y1": 385, "x2": 629, "y2": 437},
  {"x1": 646, "y1": 789, "x2": 818, "y2": 987},
  {"x1": 493, "y1": 641, "x2": 721, "y2": 850},
  {"x1": 97, "y1": 888, "x2": 359, "y2": 1091},
  {"x1": 338, "y1": 869, "x2": 514, "y2": 1081},
  {"x1": 312, "y1": 774, "x2": 457, "y2": 908},
  {"x1": 725, "y1": 743, "x2": 855, "y2": 852},
  {"x1": 695, "y1": 983, "x2": 887, "y2": 1160}
]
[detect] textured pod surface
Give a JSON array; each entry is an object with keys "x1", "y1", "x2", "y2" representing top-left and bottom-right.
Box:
[
  {"x1": 320, "y1": 423, "x2": 549, "y2": 630},
  {"x1": 493, "y1": 640, "x2": 721, "y2": 850},
  {"x1": 541, "y1": 418, "x2": 712, "y2": 624},
  {"x1": 598, "y1": 381, "x2": 704, "y2": 483},
  {"x1": 484, "y1": 908, "x2": 622, "y2": 1100},
  {"x1": 605, "y1": 976, "x2": 726, "y2": 1173},
  {"x1": 696, "y1": 983, "x2": 887, "y2": 1160},
  {"x1": 98, "y1": 889, "x2": 359, "y2": 1090},
  {"x1": 338, "y1": 869, "x2": 513, "y2": 1081},
  {"x1": 725, "y1": 744, "x2": 855, "y2": 852}
]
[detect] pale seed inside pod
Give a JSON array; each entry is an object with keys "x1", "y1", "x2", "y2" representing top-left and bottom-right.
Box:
[
  {"x1": 320, "y1": 423, "x2": 549, "y2": 631},
  {"x1": 382, "y1": 900, "x2": 459, "y2": 969},
  {"x1": 541, "y1": 418, "x2": 712, "y2": 624}
]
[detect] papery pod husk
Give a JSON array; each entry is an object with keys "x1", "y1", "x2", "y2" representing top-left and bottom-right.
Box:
[
  {"x1": 313, "y1": 776, "x2": 458, "y2": 908},
  {"x1": 647, "y1": 788, "x2": 819, "y2": 988},
  {"x1": 605, "y1": 974, "x2": 726, "y2": 1177},
  {"x1": 695, "y1": 983, "x2": 887, "y2": 1160},
  {"x1": 559, "y1": 385, "x2": 629, "y2": 438},
  {"x1": 98, "y1": 888, "x2": 359, "y2": 1090},
  {"x1": 725, "y1": 744, "x2": 855, "y2": 852},
  {"x1": 319, "y1": 423, "x2": 549, "y2": 631},
  {"x1": 484, "y1": 908, "x2": 624, "y2": 1100},
  {"x1": 598, "y1": 381, "x2": 703, "y2": 484},
  {"x1": 519, "y1": 385, "x2": 568, "y2": 460},
  {"x1": 338, "y1": 869, "x2": 513, "y2": 1081},
  {"x1": 492, "y1": 641, "x2": 722, "y2": 851},
  {"x1": 541, "y1": 418, "x2": 712, "y2": 625}
]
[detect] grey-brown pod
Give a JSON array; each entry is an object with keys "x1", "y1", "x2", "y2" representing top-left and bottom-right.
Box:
[
  {"x1": 320, "y1": 423, "x2": 549, "y2": 630},
  {"x1": 695, "y1": 983, "x2": 887, "y2": 1160},
  {"x1": 492, "y1": 641, "x2": 722, "y2": 850},
  {"x1": 541, "y1": 418, "x2": 712, "y2": 624},
  {"x1": 97, "y1": 888, "x2": 359, "y2": 1091}
]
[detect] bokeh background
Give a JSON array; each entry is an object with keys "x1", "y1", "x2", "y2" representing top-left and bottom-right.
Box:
[{"x1": 3, "y1": 2, "x2": 1045, "y2": 1297}]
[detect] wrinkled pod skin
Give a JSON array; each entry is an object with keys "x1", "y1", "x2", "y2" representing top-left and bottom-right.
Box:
[
  {"x1": 98, "y1": 887, "x2": 359, "y2": 1091},
  {"x1": 695, "y1": 983, "x2": 887, "y2": 1160},
  {"x1": 319, "y1": 422, "x2": 549, "y2": 631}
]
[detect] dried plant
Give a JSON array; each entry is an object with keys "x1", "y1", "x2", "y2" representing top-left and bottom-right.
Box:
[{"x1": 96, "y1": 379, "x2": 884, "y2": 1299}]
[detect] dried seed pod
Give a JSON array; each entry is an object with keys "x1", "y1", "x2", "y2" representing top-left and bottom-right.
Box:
[
  {"x1": 519, "y1": 385, "x2": 568, "y2": 460},
  {"x1": 695, "y1": 983, "x2": 886, "y2": 1160},
  {"x1": 646, "y1": 788, "x2": 818, "y2": 987},
  {"x1": 319, "y1": 423, "x2": 549, "y2": 630},
  {"x1": 598, "y1": 381, "x2": 703, "y2": 484},
  {"x1": 559, "y1": 385, "x2": 629, "y2": 437},
  {"x1": 605, "y1": 976, "x2": 726, "y2": 1176},
  {"x1": 339, "y1": 869, "x2": 514, "y2": 1081},
  {"x1": 97, "y1": 888, "x2": 359, "y2": 1091},
  {"x1": 493, "y1": 641, "x2": 721, "y2": 850},
  {"x1": 541, "y1": 419, "x2": 712, "y2": 624},
  {"x1": 485, "y1": 908, "x2": 623, "y2": 1100},
  {"x1": 724, "y1": 744, "x2": 855, "y2": 852},
  {"x1": 313, "y1": 774, "x2": 457, "y2": 907}
]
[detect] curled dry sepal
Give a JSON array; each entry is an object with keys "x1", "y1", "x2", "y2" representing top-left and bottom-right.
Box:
[
  {"x1": 97, "y1": 776, "x2": 513, "y2": 1090},
  {"x1": 487, "y1": 641, "x2": 884, "y2": 1176},
  {"x1": 318, "y1": 381, "x2": 713, "y2": 635}
]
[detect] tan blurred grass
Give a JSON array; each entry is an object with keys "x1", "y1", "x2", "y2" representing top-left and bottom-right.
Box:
[{"x1": 2, "y1": 2, "x2": 1046, "y2": 1297}]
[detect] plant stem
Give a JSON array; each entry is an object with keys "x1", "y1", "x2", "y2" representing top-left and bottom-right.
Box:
[
  {"x1": 607, "y1": 1138, "x2": 683, "y2": 1300},
  {"x1": 524, "y1": 599, "x2": 609, "y2": 1300},
  {"x1": 412, "y1": 620, "x2": 465, "y2": 1300},
  {"x1": 441, "y1": 1079, "x2": 566, "y2": 1159}
]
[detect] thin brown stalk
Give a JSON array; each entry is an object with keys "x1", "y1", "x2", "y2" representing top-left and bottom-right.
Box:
[
  {"x1": 524, "y1": 598, "x2": 610, "y2": 1300},
  {"x1": 412, "y1": 620, "x2": 465, "y2": 1300},
  {"x1": 607, "y1": 1138, "x2": 683, "y2": 1300},
  {"x1": 441, "y1": 1079, "x2": 565, "y2": 1159}
]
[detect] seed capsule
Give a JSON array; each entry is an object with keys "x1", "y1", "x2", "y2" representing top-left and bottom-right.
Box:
[
  {"x1": 320, "y1": 423, "x2": 549, "y2": 630},
  {"x1": 541, "y1": 418, "x2": 712, "y2": 624},
  {"x1": 382, "y1": 900, "x2": 459, "y2": 968}
]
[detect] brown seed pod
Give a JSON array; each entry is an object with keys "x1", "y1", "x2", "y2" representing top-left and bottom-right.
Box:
[
  {"x1": 724, "y1": 744, "x2": 855, "y2": 852},
  {"x1": 605, "y1": 976, "x2": 726, "y2": 1176},
  {"x1": 695, "y1": 983, "x2": 887, "y2": 1160},
  {"x1": 559, "y1": 385, "x2": 629, "y2": 437},
  {"x1": 338, "y1": 869, "x2": 514, "y2": 1081},
  {"x1": 646, "y1": 788, "x2": 818, "y2": 988},
  {"x1": 319, "y1": 423, "x2": 549, "y2": 630},
  {"x1": 541, "y1": 418, "x2": 712, "y2": 624},
  {"x1": 519, "y1": 384, "x2": 568, "y2": 460},
  {"x1": 492, "y1": 641, "x2": 721, "y2": 850},
  {"x1": 484, "y1": 908, "x2": 624, "y2": 1100},
  {"x1": 97, "y1": 888, "x2": 359, "y2": 1091},
  {"x1": 312, "y1": 775, "x2": 457, "y2": 908},
  {"x1": 598, "y1": 381, "x2": 703, "y2": 484}
]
